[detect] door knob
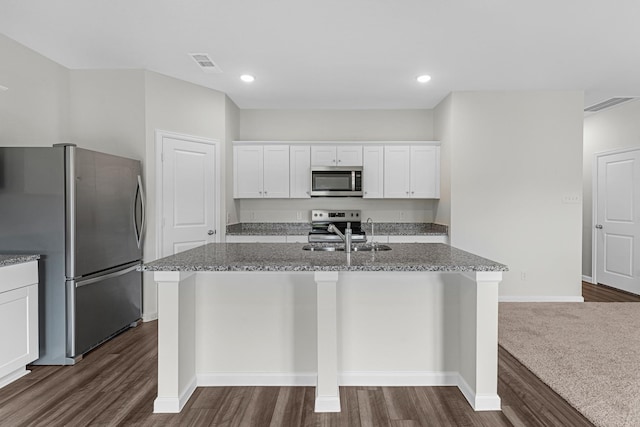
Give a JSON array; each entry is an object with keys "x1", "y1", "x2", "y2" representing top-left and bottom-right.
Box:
[
  {"x1": 208, "y1": 230, "x2": 215, "y2": 235},
  {"x1": 595, "y1": 224, "x2": 603, "y2": 229}
]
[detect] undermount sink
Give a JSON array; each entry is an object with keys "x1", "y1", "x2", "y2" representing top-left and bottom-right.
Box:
[{"x1": 302, "y1": 244, "x2": 392, "y2": 252}]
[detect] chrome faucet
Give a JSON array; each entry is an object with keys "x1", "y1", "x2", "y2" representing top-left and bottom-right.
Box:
[
  {"x1": 327, "y1": 222, "x2": 352, "y2": 253},
  {"x1": 366, "y1": 217, "x2": 375, "y2": 247}
]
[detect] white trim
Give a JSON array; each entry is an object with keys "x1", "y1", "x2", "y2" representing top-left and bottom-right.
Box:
[
  {"x1": 197, "y1": 372, "x2": 316, "y2": 387},
  {"x1": 456, "y1": 375, "x2": 501, "y2": 411},
  {"x1": 0, "y1": 367, "x2": 30, "y2": 389},
  {"x1": 499, "y1": 295, "x2": 584, "y2": 302},
  {"x1": 153, "y1": 375, "x2": 197, "y2": 413},
  {"x1": 582, "y1": 275, "x2": 594, "y2": 284},
  {"x1": 315, "y1": 395, "x2": 341, "y2": 412},
  {"x1": 142, "y1": 311, "x2": 158, "y2": 322},
  {"x1": 154, "y1": 130, "x2": 222, "y2": 260},
  {"x1": 339, "y1": 371, "x2": 458, "y2": 386}
]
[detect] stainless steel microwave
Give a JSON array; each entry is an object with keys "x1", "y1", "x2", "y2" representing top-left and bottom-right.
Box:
[{"x1": 310, "y1": 166, "x2": 363, "y2": 197}]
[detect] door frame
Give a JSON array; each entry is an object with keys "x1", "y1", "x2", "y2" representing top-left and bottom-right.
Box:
[
  {"x1": 155, "y1": 129, "x2": 221, "y2": 259},
  {"x1": 592, "y1": 146, "x2": 640, "y2": 284}
]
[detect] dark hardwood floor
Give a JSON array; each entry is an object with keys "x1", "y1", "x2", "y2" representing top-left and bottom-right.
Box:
[{"x1": 0, "y1": 282, "x2": 635, "y2": 426}]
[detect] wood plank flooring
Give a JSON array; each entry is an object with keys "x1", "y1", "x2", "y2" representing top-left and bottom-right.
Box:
[{"x1": 0, "y1": 282, "x2": 634, "y2": 426}]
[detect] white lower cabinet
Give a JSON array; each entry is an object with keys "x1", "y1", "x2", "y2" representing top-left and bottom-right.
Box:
[{"x1": 0, "y1": 261, "x2": 39, "y2": 389}]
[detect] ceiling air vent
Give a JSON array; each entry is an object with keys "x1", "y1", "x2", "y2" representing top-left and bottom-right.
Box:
[
  {"x1": 584, "y1": 97, "x2": 637, "y2": 113},
  {"x1": 189, "y1": 53, "x2": 222, "y2": 73}
]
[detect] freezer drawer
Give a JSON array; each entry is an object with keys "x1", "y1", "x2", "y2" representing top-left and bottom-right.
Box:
[{"x1": 66, "y1": 264, "x2": 142, "y2": 360}]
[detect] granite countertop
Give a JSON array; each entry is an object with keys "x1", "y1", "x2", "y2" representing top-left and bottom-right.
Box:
[
  {"x1": 0, "y1": 254, "x2": 40, "y2": 267},
  {"x1": 226, "y1": 222, "x2": 448, "y2": 236},
  {"x1": 141, "y1": 243, "x2": 506, "y2": 272}
]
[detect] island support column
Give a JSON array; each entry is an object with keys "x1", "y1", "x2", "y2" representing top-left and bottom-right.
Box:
[
  {"x1": 314, "y1": 271, "x2": 341, "y2": 412},
  {"x1": 458, "y1": 271, "x2": 502, "y2": 411},
  {"x1": 153, "y1": 271, "x2": 197, "y2": 413}
]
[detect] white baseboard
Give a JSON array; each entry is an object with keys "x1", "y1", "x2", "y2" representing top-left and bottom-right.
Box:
[
  {"x1": 0, "y1": 367, "x2": 30, "y2": 389},
  {"x1": 339, "y1": 371, "x2": 458, "y2": 386},
  {"x1": 457, "y1": 375, "x2": 501, "y2": 411},
  {"x1": 499, "y1": 296, "x2": 584, "y2": 302},
  {"x1": 142, "y1": 311, "x2": 158, "y2": 322},
  {"x1": 153, "y1": 375, "x2": 197, "y2": 413},
  {"x1": 197, "y1": 372, "x2": 317, "y2": 387},
  {"x1": 582, "y1": 275, "x2": 594, "y2": 284}
]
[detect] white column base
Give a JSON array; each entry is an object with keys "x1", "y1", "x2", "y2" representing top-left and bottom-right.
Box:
[
  {"x1": 314, "y1": 394, "x2": 341, "y2": 412},
  {"x1": 0, "y1": 367, "x2": 30, "y2": 389},
  {"x1": 457, "y1": 375, "x2": 501, "y2": 411}
]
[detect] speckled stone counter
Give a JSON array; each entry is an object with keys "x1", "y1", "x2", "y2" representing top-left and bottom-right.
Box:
[
  {"x1": 363, "y1": 222, "x2": 448, "y2": 236},
  {"x1": 142, "y1": 242, "x2": 506, "y2": 272},
  {"x1": 225, "y1": 222, "x2": 448, "y2": 236},
  {"x1": 226, "y1": 223, "x2": 312, "y2": 236},
  {"x1": 0, "y1": 254, "x2": 40, "y2": 267}
]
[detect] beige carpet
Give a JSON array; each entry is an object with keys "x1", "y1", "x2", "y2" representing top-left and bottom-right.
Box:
[{"x1": 499, "y1": 302, "x2": 640, "y2": 427}]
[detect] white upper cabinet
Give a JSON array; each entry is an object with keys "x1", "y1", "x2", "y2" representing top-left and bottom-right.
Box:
[
  {"x1": 384, "y1": 145, "x2": 440, "y2": 199},
  {"x1": 311, "y1": 145, "x2": 363, "y2": 166},
  {"x1": 234, "y1": 145, "x2": 264, "y2": 198},
  {"x1": 290, "y1": 145, "x2": 311, "y2": 198},
  {"x1": 363, "y1": 145, "x2": 384, "y2": 198},
  {"x1": 410, "y1": 145, "x2": 440, "y2": 198},
  {"x1": 234, "y1": 145, "x2": 289, "y2": 198}
]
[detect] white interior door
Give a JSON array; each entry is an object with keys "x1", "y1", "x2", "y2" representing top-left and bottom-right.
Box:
[
  {"x1": 161, "y1": 135, "x2": 217, "y2": 257},
  {"x1": 595, "y1": 149, "x2": 640, "y2": 294}
]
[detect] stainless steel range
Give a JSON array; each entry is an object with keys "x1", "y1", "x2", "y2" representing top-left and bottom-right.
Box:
[{"x1": 308, "y1": 209, "x2": 367, "y2": 243}]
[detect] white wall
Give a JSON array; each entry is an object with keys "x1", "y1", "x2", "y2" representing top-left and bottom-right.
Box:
[
  {"x1": 68, "y1": 70, "x2": 146, "y2": 160},
  {"x1": 225, "y1": 96, "x2": 241, "y2": 227},
  {"x1": 0, "y1": 34, "x2": 69, "y2": 144},
  {"x1": 583, "y1": 100, "x2": 640, "y2": 277},
  {"x1": 143, "y1": 71, "x2": 228, "y2": 318},
  {"x1": 443, "y1": 91, "x2": 584, "y2": 299},
  {"x1": 237, "y1": 109, "x2": 438, "y2": 223},
  {"x1": 433, "y1": 94, "x2": 453, "y2": 226}
]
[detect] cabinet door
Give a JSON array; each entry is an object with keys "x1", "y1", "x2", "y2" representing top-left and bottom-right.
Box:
[
  {"x1": 290, "y1": 145, "x2": 311, "y2": 198},
  {"x1": 410, "y1": 146, "x2": 440, "y2": 198},
  {"x1": 311, "y1": 146, "x2": 337, "y2": 166},
  {"x1": 263, "y1": 145, "x2": 290, "y2": 198},
  {"x1": 384, "y1": 146, "x2": 411, "y2": 198},
  {"x1": 363, "y1": 146, "x2": 384, "y2": 198},
  {"x1": 337, "y1": 145, "x2": 363, "y2": 166},
  {"x1": 234, "y1": 145, "x2": 264, "y2": 198}
]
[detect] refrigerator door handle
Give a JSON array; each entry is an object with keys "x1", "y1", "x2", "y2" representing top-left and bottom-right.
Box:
[
  {"x1": 75, "y1": 264, "x2": 140, "y2": 288},
  {"x1": 134, "y1": 175, "x2": 146, "y2": 249}
]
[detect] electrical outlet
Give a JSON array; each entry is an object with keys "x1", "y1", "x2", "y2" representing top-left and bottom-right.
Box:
[
  {"x1": 521, "y1": 272, "x2": 527, "y2": 281},
  {"x1": 296, "y1": 211, "x2": 302, "y2": 221},
  {"x1": 399, "y1": 211, "x2": 405, "y2": 221},
  {"x1": 226, "y1": 212, "x2": 231, "y2": 224},
  {"x1": 250, "y1": 211, "x2": 256, "y2": 220}
]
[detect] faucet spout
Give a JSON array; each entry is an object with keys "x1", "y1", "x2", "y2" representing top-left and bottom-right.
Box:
[{"x1": 328, "y1": 222, "x2": 352, "y2": 253}]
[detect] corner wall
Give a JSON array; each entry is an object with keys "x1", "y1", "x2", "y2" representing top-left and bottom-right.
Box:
[
  {"x1": 583, "y1": 100, "x2": 640, "y2": 278},
  {"x1": 0, "y1": 34, "x2": 69, "y2": 144},
  {"x1": 444, "y1": 91, "x2": 584, "y2": 298}
]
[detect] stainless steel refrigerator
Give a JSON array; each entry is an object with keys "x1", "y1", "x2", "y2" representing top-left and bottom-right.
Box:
[{"x1": 0, "y1": 145, "x2": 144, "y2": 365}]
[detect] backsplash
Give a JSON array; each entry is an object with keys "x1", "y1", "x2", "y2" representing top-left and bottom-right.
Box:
[{"x1": 235, "y1": 198, "x2": 437, "y2": 223}]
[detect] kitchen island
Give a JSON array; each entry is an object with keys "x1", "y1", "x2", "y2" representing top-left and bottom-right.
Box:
[{"x1": 142, "y1": 243, "x2": 507, "y2": 414}]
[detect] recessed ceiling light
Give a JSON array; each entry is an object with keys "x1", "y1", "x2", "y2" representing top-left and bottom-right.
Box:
[
  {"x1": 0, "y1": 85, "x2": 8, "y2": 91},
  {"x1": 416, "y1": 75, "x2": 431, "y2": 83},
  {"x1": 240, "y1": 74, "x2": 255, "y2": 83}
]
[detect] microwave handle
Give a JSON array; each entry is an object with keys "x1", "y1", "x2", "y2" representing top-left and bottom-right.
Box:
[{"x1": 352, "y1": 171, "x2": 356, "y2": 191}]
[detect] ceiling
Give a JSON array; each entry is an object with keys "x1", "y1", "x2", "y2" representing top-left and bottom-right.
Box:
[{"x1": 1, "y1": 0, "x2": 639, "y2": 110}]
